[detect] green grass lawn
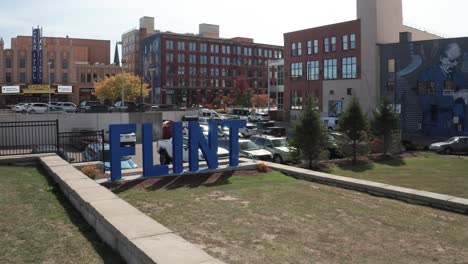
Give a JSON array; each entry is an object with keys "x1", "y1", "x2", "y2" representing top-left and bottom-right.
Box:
[
  {"x1": 0, "y1": 166, "x2": 124, "y2": 264},
  {"x1": 328, "y1": 152, "x2": 468, "y2": 199},
  {"x1": 113, "y1": 170, "x2": 468, "y2": 264}
]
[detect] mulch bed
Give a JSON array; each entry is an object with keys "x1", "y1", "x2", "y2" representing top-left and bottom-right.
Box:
[{"x1": 102, "y1": 169, "x2": 263, "y2": 192}]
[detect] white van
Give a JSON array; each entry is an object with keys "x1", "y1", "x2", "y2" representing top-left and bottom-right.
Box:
[
  {"x1": 198, "y1": 108, "x2": 224, "y2": 119},
  {"x1": 321, "y1": 117, "x2": 339, "y2": 130}
]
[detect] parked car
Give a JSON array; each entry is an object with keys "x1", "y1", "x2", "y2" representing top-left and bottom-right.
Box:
[
  {"x1": 321, "y1": 117, "x2": 339, "y2": 130},
  {"x1": 429, "y1": 136, "x2": 468, "y2": 155},
  {"x1": 85, "y1": 104, "x2": 109, "y2": 113},
  {"x1": 32, "y1": 144, "x2": 75, "y2": 163},
  {"x1": 11, "y1": 103, "x2": 30, "y2": 113},
  {"x1": 136, "y1": 103, "x2": 156, "y2": 112},
  {"x1": 248, "y1": 112, "x2": 270, "y2": 122},
  {"x1": 250, "y1": 135, "x2": 295, "y2": 163},
  {"x1": 48, "y1": 105, "x2": 67, "y2": 114},
  {"x1": 56, "y1": 102, "x2": 77, "y2": 113},
  {"x1": 104, "y1": 130, "x2": 137, "y2": 146},
  {"x1": 230, "y1": 108, "x2": 251, "y2": 119},
  {"x1": 150, "y1": 104, "x2": 178, "y2": 111},
  {"x1": 219, "y1": 139, "x2": 272, "y2": 161},
  {"x1": 157, "y1": 137, "x2": 229, "y2": 165},
  {"x1": 72, "y1": 129, "x2": 103, "y2": 150},
  {"x1": 198, "y1": 108, "x2": 225, "y2": 120},
  {"x1": 79, "y1": 101, "x2": 100, "y2": 111},
  {"x1": 84, "y1": 143, "x2": 137, "y2": 170},
  {"x1": 255, "y1": 121, "x2": 286, "y2": 137},
  {"x1": 110, "y1": 101, "x2": 137, "y2": 112},
  {"x1": 25, "y1": 103, "x2": 49, "y2": 114},
  {"x1": 239, "y1": 123, "x2": 257, "y2": 138}
]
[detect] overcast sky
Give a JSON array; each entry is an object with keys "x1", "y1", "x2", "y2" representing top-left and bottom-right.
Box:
[{"x1": 1, "y1": 0, "x2": 468, "y2": 61}]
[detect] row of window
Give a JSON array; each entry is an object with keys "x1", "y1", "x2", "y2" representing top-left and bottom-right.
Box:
[
  {"x1": 165, "y1": 53, "x2": 275, "y2": 67},
  {"x1": 164, "y1": 78, "x2": 269, "y2": 89},
  {"x1": 291, "y1": 33, "x2": 356, "y2": 57},
  {"x1": 290, "y1": 57, "x2": 357, "y2": 80},
  {"x1": 4, "y1": 72, "x2": 68, "y2": 83},
  {"x1": 4, "y1": 58, "x2": 68, "y2": 69},
  {"x1": 165, "y1": 40, "x2": 283, "y2": 58}
]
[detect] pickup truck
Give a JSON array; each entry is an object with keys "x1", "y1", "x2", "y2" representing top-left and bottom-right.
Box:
[{"x1": 157, "y1": 137, "x2": 229, "y2": 165}]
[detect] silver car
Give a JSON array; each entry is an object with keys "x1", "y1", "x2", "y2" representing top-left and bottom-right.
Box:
[
  {"x1": 429, "y1": 136, "x2": 468, "y2": 155},
  {"x1": 250, "y1": 135, "x2": 295, "y2": 163}
]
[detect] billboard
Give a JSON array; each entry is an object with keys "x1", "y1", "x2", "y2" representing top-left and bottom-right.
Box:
[{"x1": 32, "y1": 27, "x2": 43, "y2": 84}]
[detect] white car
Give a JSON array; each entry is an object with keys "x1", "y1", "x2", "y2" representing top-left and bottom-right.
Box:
[
  {"x1": 248, "y1": 113, "x2": 270, "y2": 122},
  {"x1": 239, "y1": 123, "x2": 257, "y2": 138},
  {"x1": 104, "y1": 130, "x2": 136, "y2": 146},
  {"x1": 11, "y1": 103, "x2": 30, "y2": 113},
  {"x1": 56, "y1": 102, "x2": 77, "y2": 113},
  {"x1": 25, "y1": 103, "x2": 49, "y2": 114}
]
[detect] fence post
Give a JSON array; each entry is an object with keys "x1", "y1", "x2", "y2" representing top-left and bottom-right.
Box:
[
  {"x1": 101, "y1": 129, "x2": 105, "y2": 173},
  {"x1": 55, "y1": 119, "x2": 59, "y2": 154}
]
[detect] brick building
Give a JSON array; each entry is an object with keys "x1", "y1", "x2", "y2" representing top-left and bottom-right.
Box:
[
  {"x1": 137, "y1": 23, "x2": 283, "y2": 106},
  {"x1": 0, "y1": 29, "x2": 120, "y2": 106},
  {"x1": 283, "y1": 0, "x2": 441, "y2": 120}
]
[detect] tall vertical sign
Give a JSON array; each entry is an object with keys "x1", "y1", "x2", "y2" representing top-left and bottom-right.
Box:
[{"x1": 32, "y1": 27, "x2": 43, "y2": 84}]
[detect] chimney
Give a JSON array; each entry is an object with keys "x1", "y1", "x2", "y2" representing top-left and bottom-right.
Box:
[{"x1": 399, "y1": 32, "x2": 412, "y2": 43}]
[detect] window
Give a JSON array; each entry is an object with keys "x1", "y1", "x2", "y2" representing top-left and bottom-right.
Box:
[
  {"x1": 387, "y1": 79, "x2": 395, "y2": 92},
  {"x1": 62, "y1": 59, "x2": 68, "y2": 69},
  {"x1": 80, "y1": 73, "x2": 85, "y2": 82},
  {"x1": 178, "y1": 41, "x2": 185, "y2": 51},
  {"x1": 87, "y1": 73, "x2": 91, "y2": 82},
  {"x1": 313, "y1": 40, "x2": 318, "y2": 54},
  {"x1": 343, "y1": 35, "x2": 349, "y2": 50},
  {"x1": 19, "y1": 58, "x2": 26, "y2": 68},
  {"x1": 330, "y1": 90, "x2": 334, "y2": 95},
  {"x1": 306, "y1": 60, "x2": 320, "y2": 80},
  {"x1": 291, "y1": 43, "x2": 296, "y2": 56},
  {"x1": 5, "y1": 58, "x2": 12, "y2": 68},
  {"x1": 189, "y1": 67, "x2": 196, "y2": 76},
  {"x1": 177, "y1": 66, "x2": 185, "y2": 75},
  {"x1": 342, "y1": 57, "x2": 357, "y2": 79},
  {"x1": 307, "y1": 40, "x2": 312, "y2": 55},
  {"x1": 50, "y1": 73, "x2": 55, "y2": 83},
  {"x1": 177, "y1": 54, "x2": 185, "y2": 63},
  {"x1": 200, "y1": 55, "x2": 207, "y2": 64},
  {"x1": 209, "y1": 56, "x2": 219, "y2": 65},
  {"x1": 347, "y1": 88, "x2": 352, "y2": 95},
  {"x1": 5, "y1": 72, "x2": 11, "y2": 83},
  {"x1": 166, "y1": 40, "x2": 174, "y2": 49},
  {"x1": 291, "y1": 90, "x2": 303, "y2": 110},
  {"x1": 277, "y1": 92, "x2": 284, "y2": 109},
  {"x1": 189, "y1": 42, "x2": 196, "y2": 51},
  {"x1": 277, "y1": 66, "x2": 284, "y2": 85},
  {"x1": 49, "y1": 59, "x2": 55, "y2": 69},
  {"x1": 290, "y1": 62, "x2": 303, "y2": 80},
  {"x1": 388, "y1": 59, "x2": 395, "y2": 73},
  {"x1": 62, "y1": 73, "x2": 68, "y2": 83},
  {"x1": 324, "y1": 59, "x2": 337, "y2": 80},
  {"x1": 166, "y1": 53, "x2": 174, "y2": 62},
  {"x1": 199, "y1": 67, "x2": 207, "y2": 76},
  {"x1": 19, "y1": 72, "x2": 25, "y2": 82},
  {"x1": 324, "y1": 38, "x2": 330, "y2": 53},
  {"x1": 189, "y1": 54, "x2": 196, "y2": 64},
  {"x1": 417, "y1": 81, "x2": 435, "y2": 95},
  {"x1": 331, "y1": 37, "x2": 336, "y2": 52},
  {"x1": 297, "y1": 42, "x2": 302, "y2": 56},
  {"x1": 210, "y1": 44, "x2": 219, "y2": 53},
  {"x1": 269, "y1": 50, "x2": 273, "y2": 58},
  {"x1": 200, "y1": 43, "x2": 207, "y2": 52},
  {"x1": 350, "y1": 34, "x2": 356, "y2": 49},
  {"x1": 244, "y1": 47, "x2": 249, "y2": 56}
]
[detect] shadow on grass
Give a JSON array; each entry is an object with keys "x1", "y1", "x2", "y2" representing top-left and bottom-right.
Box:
[
  {"x1": 336, "y1": 163, "x2": 375, "y2": 173},
  {"x1": 107, "y1": 171, "x2": 235, "y2": 194},
  {"x1": 38, "y1": 166, "x2": 125, "y2": 264}
]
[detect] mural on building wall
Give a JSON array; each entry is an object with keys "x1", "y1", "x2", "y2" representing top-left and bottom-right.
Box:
[
  {"x1": 141, "y1": 36, "x2": 162, "y2": 104},
  {"x1": 385, "y1": 39, "x2": 468, "y2": 138}
]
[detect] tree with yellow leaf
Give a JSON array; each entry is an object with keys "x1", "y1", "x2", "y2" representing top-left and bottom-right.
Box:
[{"x1": 94, "y1": 73, "x2": 149, "y2": 101}]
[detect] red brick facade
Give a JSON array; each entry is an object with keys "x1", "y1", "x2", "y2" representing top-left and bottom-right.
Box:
[{"x1": 283, "y1": 20, "x2": 361, "y2": 113}]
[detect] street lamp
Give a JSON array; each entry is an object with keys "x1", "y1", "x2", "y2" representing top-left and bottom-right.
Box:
[
  {"x1": 267, "y1": 59, "x2": 270, "y2": 111},
  {"x1": 148, "y1": 67, "x2": 157, "y2": 104},
  {"x1": 48, "y1": 61, "x2": 52, "y2": 105},
  {"x1": 116, "y1": 41, "x2": 125, "y2": 106}
]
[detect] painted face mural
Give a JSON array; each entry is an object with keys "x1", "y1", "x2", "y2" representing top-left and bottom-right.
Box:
[{"x1": 440, "y1": 43, "x2": 462, "y2": 75}]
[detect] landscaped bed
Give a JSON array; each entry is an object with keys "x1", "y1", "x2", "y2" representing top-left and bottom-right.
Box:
[
  {"x1": 0, "y1": 165, "x2": 124, "y2": 263},
  {"x1": 327, "y1": 152, "x2": 468, "y2": 199},
  {"x1": 110, "y1": 169, "x2": 468, "y2": 264}
]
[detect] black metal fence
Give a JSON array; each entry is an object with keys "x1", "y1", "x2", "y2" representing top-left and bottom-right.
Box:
[
  {"x1": 57, "y1": 130, "x2": 105, "y2": 163},
  {"x1": 0, "y1": 120, "x2": 58, "y2": 156},
  {"x1": 0, "y1": 119, "x2": 105, "y2": 164}
]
